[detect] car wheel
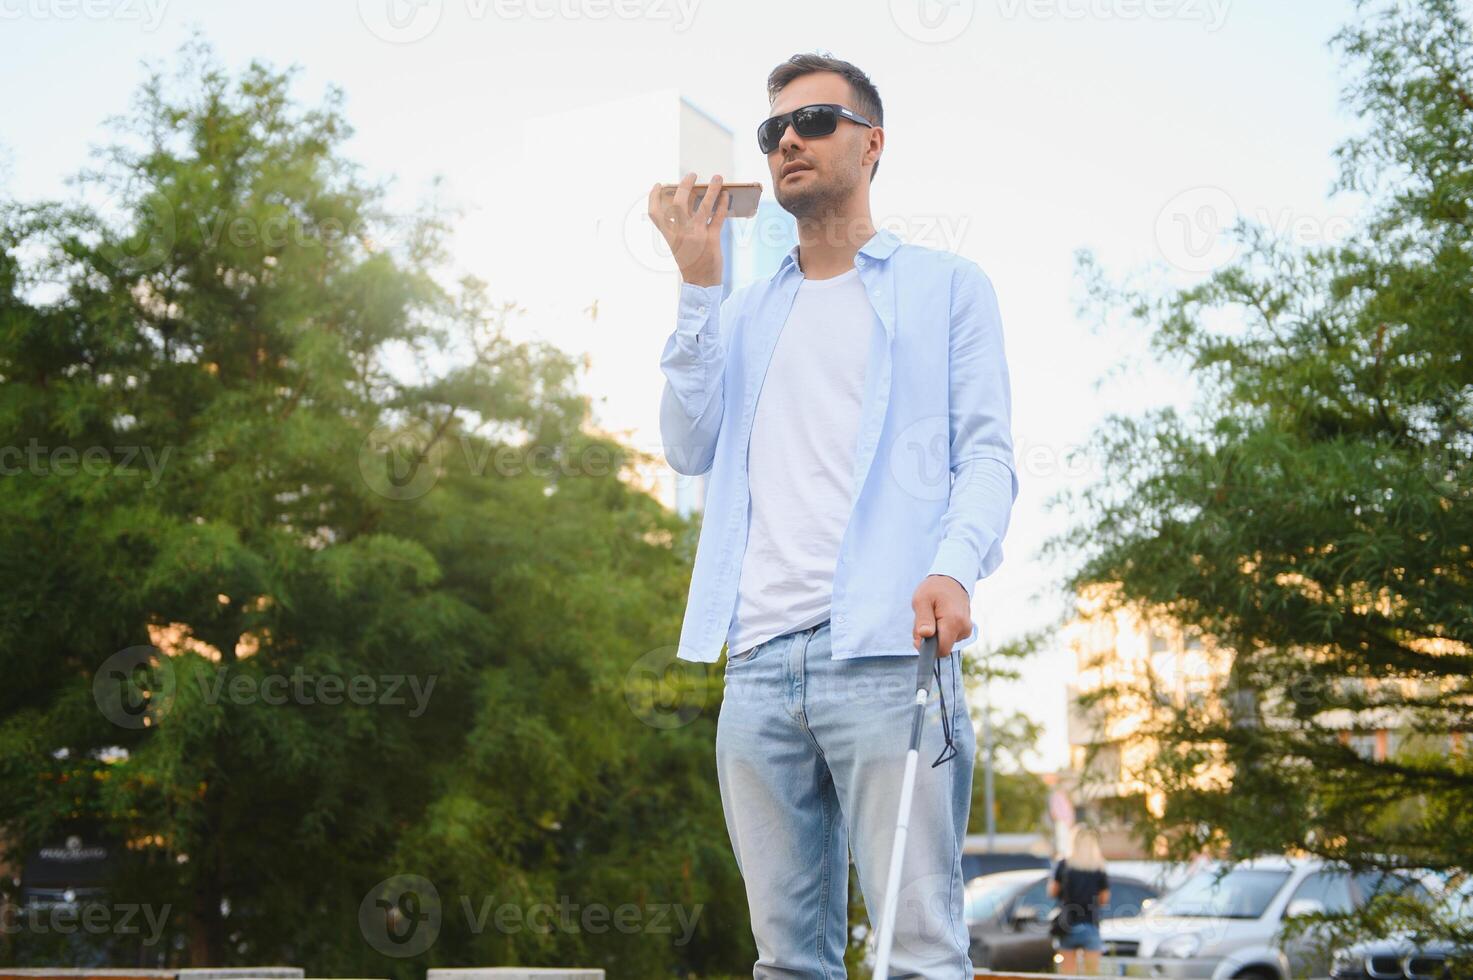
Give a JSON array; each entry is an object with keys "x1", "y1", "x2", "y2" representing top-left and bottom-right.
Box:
[{"x1": 1233, "y1": 968, "x2": 1279, "y2": 980}]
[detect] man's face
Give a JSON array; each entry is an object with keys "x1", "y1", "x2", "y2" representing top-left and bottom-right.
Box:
[{"x1": 765, "y1": 71, "x2": 877, "y2": 220}]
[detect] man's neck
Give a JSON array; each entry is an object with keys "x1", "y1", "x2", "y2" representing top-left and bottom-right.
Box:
[{"x1": 794, "y1": 210, "x2": 877, "y2": 280}]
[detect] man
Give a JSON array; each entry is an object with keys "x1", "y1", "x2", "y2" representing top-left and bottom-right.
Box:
[{"x1": 648, "y1": 53, "x2": 1017, "y2": 978}]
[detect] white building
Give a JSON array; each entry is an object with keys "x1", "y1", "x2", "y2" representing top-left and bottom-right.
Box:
[{"x1": 502, "y1": 89, "x2": 795, "y2": 516}]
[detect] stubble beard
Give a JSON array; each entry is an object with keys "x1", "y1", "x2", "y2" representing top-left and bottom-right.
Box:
[{"x1": 776, "y1": 169, "x2": 855, "y2": 228}]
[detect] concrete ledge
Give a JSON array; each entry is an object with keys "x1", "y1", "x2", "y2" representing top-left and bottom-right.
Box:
[
  {"x1": 178, "y1": 966, "x2": 304, "y2": 972},
  {"x1": 0, "y1": 973, "x2": 174, "y2": 980},
  {"x1": 0, "y1": 970, "x2": 303, "y2": 980},
  {"x1": 428, "y1": 970, "x2": 605, "y2": 980}
]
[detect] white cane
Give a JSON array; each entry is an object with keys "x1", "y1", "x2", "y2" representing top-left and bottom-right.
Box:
[{"x1": 871, "y1": 631, "x2": 942, "y2": 979}]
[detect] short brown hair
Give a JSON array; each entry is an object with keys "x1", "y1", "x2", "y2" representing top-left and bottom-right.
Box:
[{"x1": 766, "y1": 52, "x2": 884, "y2": 181}]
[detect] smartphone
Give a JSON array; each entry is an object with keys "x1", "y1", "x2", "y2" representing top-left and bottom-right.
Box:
[{"x1": 658, "y1": 181, "x2": 763, "y2": 218}]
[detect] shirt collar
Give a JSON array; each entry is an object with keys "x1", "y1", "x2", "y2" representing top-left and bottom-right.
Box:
[{"x1": 769, "y1": 227, "x2": 902, "y2": 284}]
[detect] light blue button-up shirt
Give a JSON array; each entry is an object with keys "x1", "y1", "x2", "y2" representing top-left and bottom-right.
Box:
[{"x1": 659, "y1": 227, "x2": 1018, "y2": 663}]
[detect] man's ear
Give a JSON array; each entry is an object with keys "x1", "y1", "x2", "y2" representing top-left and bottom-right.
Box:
[{"x1": 865, "y1": 127, "x2": 884, "y2": 171}]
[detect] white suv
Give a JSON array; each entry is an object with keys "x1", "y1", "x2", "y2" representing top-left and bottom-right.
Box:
[{"x1": 1100, "y1": 856, "x2": 1430, "y2": 980}]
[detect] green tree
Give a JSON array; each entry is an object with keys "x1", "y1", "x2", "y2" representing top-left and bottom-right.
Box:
[
  {"x1": 1053, "y1": 0, "x2": 1472, "y2": 959},
  {"x1": 967, "y1": 631, "x2": 1053, "y2": 838},
  {"x1": 968, "y1": 707, "x2": 1050, "y2": 837},
  {"x1": 0, "y1": 40, "x2": 746, "y2": 977}
]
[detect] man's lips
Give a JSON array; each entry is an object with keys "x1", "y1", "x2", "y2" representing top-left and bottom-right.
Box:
[{"x1": 781, "y1": 161, "x2": 812, "y2": 177}]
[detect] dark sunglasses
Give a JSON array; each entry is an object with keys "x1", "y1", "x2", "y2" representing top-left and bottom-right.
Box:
[{"x1": 757, "y1": 102, "x2": 876, "y2": 154}]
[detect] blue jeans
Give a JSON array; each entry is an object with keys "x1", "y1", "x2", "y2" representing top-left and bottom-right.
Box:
[
  {"x1": 715, "y1": 618, "x2": 976, "y2": 978},
  {"x1": 1057, "y1": 921, "x2": 1102, "y2": 951}
]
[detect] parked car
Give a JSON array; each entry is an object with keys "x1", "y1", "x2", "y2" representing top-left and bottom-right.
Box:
[
  {"x1": 1107, "y1": 859, "x2": 1205, "y2": 897},
  {"x1": 1100, "y1": 857, "x2": 1434, "y2": 980},
  {"x1": 964, "y1": 866, "x2": 1161, "y2": 972},
  {"x1": 961, "y1": 832, "x2": 1054, "y2": 883},
  {"x1": 1330, "y1": 876, "x2": 1471, "y2": 980}
]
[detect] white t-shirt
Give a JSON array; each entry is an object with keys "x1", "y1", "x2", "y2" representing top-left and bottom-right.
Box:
[{"x1": 726, "y1": 266, "x2": 875, "y2": 659}]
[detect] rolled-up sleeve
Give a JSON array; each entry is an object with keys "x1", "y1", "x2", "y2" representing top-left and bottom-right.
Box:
[
  {"x1": 925, "y1": 261, "x2": 1019, "y2": 598},
  {"x1": 659, "y1": 282, "x2": 734, "y2": 476}
]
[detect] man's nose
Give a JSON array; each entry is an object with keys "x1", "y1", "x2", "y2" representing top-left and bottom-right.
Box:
[{"x1": 778, "y1": 123, "x2": 804, "y2": 153}]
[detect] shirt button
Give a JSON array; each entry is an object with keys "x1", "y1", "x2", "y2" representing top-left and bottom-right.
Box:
[
  {"x1": 871, "y1": 290, "x2": 881, "y2": 299},
  {"x1": 697, "y1": 306, "x2": 708, "y2": 315}
]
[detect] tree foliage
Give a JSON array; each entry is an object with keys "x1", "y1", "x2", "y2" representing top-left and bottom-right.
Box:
[
  {"x1": 0, "y1": 40, "x2": 747, "y2": 977},
  {"x1": 1054, "y1": 0, "x2": 1473, "y2": 953}
]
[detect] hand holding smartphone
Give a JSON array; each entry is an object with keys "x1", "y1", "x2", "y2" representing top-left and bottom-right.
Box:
[
  {"x1": 656, "y1": 180, "x2": 762, "y2": 218},
  {"x1": 647, "y1": 173, "x2": 762, "y2": 287}
]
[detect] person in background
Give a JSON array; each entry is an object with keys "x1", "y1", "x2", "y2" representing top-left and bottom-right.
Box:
[{"x1": 1048, "y1": 825, "x2": 1111, "y2": 974}]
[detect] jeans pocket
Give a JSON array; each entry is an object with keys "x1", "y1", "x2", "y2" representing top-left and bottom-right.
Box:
[
  {"x1": 725, "y1": 641, "x2": 766, "y2": 667},
  {"x1": 949, "y1": 651, "x2": 970, "y2": 726}
]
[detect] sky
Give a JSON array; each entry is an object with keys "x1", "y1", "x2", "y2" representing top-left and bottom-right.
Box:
[{"x1": 0, "y1": 0, "x2": 1380, "y2": 769}]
